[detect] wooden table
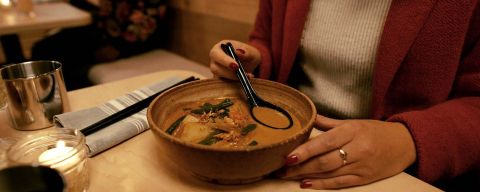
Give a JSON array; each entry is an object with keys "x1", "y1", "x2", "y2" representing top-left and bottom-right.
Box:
[
  {"x1": 0, "y1": 70, "x2": 442, "y2": 192},
  {"x1": 0, "y1": 1, "x2": 91, "y2": 63}
]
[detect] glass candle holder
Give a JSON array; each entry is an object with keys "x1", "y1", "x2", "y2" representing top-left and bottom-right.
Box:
[
  {"x1": 6, "y1": 128, "x2": 89, "y2": 192},
  {"x1": 0, "y1": 0, "x2": 13, "y2": 11}
]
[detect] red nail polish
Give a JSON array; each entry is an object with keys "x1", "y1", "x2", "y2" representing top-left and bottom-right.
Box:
[
  {"x1": 229, "y1": 63, "x2": 239, "y2": 71},
  {"x1": 236, "y1": 48, "x2": 246, "y2": 54},
  {"x1": 285, "y1": 155, "x2": 298, "y2": 165},
  {"x1": 300, "y1": 180, "x2": 312, "y2": 188}
]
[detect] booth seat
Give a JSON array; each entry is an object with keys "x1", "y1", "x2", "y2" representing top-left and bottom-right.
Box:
[{"x1": 88, "y1": 49, "x2": 213, "y2": 84}]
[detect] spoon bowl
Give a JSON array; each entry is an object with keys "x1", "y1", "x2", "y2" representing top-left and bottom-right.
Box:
[{"x1": 221, "y1": 42, "x2": 293, "y2": 129}]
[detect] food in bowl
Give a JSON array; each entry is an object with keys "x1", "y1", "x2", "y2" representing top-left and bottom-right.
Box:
[
  {"x1": 147, "y1": 78, "x2": 316, "y2": 184},
  {"x1": 164, "y1": 97, "x2": 302, "y2": 148}
]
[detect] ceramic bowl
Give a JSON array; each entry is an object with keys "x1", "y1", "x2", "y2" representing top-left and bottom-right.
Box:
[{"x1": 147, "y1": 78, "x2": 316, "y2": 184}]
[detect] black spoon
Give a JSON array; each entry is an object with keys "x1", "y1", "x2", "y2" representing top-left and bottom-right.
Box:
[{"x1": 221, "y1": 42, "x2": 293, "y2": 129}]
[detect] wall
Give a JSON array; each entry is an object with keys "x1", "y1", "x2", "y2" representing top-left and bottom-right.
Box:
[{"x1": 167, "y1": 0, "x2": 259, "y2": 66}]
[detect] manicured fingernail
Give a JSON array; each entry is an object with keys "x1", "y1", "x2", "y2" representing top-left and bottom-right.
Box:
[
  {"x1": 285, "y1": 155, "x2": 298, "y2": 165},
  {"x1": 300, "y1": 180, "x2": 312, "y2": 188},
  {"x1": 229, "y1": 63, "x2": 239, "y2": 71},
  {"x1": 236, "y1": 48, "x2": 245, "y2": 54}
]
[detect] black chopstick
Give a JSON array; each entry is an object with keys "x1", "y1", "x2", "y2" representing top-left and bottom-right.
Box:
[{"x1": 80, "y1": 76, "x2": 198, "y2": 136}]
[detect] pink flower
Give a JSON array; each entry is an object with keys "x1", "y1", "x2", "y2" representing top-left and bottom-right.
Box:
[
  {"x1": 130, "y1": 10, "x2": 145, "y2": 24},
  {"x1": 143, "y1": 17, "x2": 156, "y2": 30},
  {"x1": 123, "y1": 30, "x2": 137, "y2": 42},
  {"x1": 123, "y1": 25, "x2": 140, "y2": 42}
]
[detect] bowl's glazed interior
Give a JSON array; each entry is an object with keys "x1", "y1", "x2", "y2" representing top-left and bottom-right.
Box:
[{"x1": 147, "y1": 78, "x2": 316, "y2": 184}]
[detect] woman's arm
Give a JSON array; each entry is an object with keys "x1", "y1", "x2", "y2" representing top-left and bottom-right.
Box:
[
  {"x1": 388, "y1": 4, "x2": 480, "y2": 183},
  {"x1": 249, "y1": 0, "x2": 274, "y2": 79}
]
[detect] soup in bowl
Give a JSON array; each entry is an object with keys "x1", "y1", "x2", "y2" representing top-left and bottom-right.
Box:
[{"x1": 147, "y1": 78, "x2": 316, "y2": 184}]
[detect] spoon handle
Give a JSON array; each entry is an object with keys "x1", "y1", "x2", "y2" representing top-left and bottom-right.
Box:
[
  {"x1": 221, "y1": 43, "x2": 259, "y2": 107},
  {"x1": 221, "y1": 43, "x2": 294, "y2": 129}
]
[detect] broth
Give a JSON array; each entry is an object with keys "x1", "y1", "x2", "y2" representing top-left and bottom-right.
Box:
[
  {"x1": 251, "y1": 106, "x2": 291, "y2": 129},
  {"x1": 162, "y1": 97, "x2": 302, "y2": 148}
]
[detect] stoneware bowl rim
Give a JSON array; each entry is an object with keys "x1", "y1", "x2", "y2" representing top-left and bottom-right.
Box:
[{"x1": 147, "y1": 78, "x2": 317, "y2": 153}]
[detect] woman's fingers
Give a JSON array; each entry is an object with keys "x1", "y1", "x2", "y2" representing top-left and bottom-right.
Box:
[
  {"x1": 210, "y1": 40, "x2": 251, "y2": 68},
  {"x1": 283, "y1": 145, "x2": 356, "y2": 178},
  {"x1": 314, "y1": 114, "x2": 343, "y2": 131},
  {"x1": 210, "y1": 62, "x2": 238, "y2": 80},
  {"x1": 301, "y1": 175, "x2": 364, "y2": 189},
  {"x1": 209, "y1": 42, "x2": 237, "y2": 68},
  {"x1": 277, "y1": 119, "x2": 416, "y2": 189},
  {"x1": 286, "y1": 124, "x2": 354, "y2": 166},
  {"x1": 282, "y1": 159, "x2": 361, "y2": 180},
  {"x1": 283, "y1": 164, "x2": 366, "y2": 189},
  {"x1": 209, "y1": 41, "x2": 239, "y2": 79},
  {"x1": 209, "y1": 40, "x2": 261, "y2": 79}
]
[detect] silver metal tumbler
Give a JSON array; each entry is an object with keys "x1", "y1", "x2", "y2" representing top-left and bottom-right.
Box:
[{"x1": 0, "y1": 61, "x2": 70, "y2": 130}]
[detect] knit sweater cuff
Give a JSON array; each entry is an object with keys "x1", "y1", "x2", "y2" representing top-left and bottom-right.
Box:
[
  {"x1": 249, "y1": 39, "x2": 272, "y2": 79},
  {"x1": 387, "y1": 97, "x2": 480, "y2": 183}
]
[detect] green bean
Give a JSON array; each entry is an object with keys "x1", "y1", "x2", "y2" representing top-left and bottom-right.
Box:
[
  {"x1": 248, "y1": 140, "x2": 258, "y2": 146},
  {"x1": 198, "y1": 129, "x2": 224, "y2": 145},
  {"x1": 191, "y1": 99, "x2": 233, "y2": 114},
  {"x1": 166, "y1": 115, "x2": 186, "y2": 135},
  {"x1": 241, "y1": 124, "x2": 257, "y2": 135}
]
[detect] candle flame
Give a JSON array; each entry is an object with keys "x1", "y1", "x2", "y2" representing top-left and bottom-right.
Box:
[
  {"x1": 56, "y1": 140, "x2": 66, "y2": 149},
  {"x1": 0, "y1": 0, "x2": 11, "y2": 6}
]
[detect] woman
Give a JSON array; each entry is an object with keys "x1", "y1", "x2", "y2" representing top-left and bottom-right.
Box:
[{"x1": 209, "y1": 0, "x2": 480, "y2": 191}]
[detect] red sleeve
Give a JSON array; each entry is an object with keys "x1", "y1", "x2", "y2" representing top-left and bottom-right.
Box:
[
  {"x1": 249, "y1": 0, "x2": 273, "y2": 79},
  {"x1": 388, "y1": 98, "x2": 480, "y2": 182},
  {"x1": 388, "y1": 6, "x2": 480, "y2": 182}
]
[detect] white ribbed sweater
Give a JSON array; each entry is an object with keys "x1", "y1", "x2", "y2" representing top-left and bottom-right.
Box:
[{"x1": 298, "y1": 0, "x2": 392, "y2": 118}]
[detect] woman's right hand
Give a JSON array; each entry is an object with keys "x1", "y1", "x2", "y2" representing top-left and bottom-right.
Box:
[{"x1": 209, "y1": 40, "x2": 261, "y2": 79}]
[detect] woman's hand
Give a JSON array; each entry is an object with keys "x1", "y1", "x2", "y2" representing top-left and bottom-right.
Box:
[
  {"x1": 280, "y1": 115, "x2": 417, "y2": 189},
  {"x1": 209, "y1": 40, "x2": 261, "y2": 79}
]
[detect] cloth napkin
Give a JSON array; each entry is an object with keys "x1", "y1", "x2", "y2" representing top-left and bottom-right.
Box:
[{"x1": 54, "y1": 76, "x2": 188, "y2": 157}]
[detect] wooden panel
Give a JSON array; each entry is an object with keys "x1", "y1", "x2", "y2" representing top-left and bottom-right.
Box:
[
  {"x1": 169, "y1": 0, "x2": 258, "y2": 25},
  {"x1": 167, "y1": 0, "x2": 259, "y2": 66}
]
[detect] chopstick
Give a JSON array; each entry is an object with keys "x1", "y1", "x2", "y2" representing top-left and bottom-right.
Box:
[{"x1": 80, "y1": 76, "x2": 198, "y2": 136}]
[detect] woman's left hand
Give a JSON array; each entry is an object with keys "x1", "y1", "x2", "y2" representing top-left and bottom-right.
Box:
[{"x1": 280, "y1": 115, "x2": 417, "y2": 189}]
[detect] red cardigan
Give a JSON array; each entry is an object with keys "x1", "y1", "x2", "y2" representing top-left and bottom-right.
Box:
[{"x1": 250, "y1": 0, "x2": 480, "y2": 187}]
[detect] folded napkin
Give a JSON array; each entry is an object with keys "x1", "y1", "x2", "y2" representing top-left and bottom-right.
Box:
[{"x1": 54, "y1": 76, "x2": 188, "y2": 157}]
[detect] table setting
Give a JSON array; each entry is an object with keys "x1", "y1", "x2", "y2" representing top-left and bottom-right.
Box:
[
  {"x1": 0, "y1": 59, "x2": 442, "y2": 192},
  {"x1": 54, "y1": 76, "x2": 197, "y2": 157},
  {"x1": 0, "y1": 60, "x2": 204, "y2": 191}
]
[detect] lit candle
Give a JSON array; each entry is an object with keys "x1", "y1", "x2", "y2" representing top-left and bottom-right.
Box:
[
  {"x1": 0, "y1": 0, "x2": 12, "y2": 9},
  {"x1": 38, "y1": 140, "x2": 80, "y2": 172}
]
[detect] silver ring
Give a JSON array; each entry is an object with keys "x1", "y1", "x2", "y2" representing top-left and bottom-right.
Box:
[{"x1": 339, "y1": 149, "x2": 348, "y2": 166}]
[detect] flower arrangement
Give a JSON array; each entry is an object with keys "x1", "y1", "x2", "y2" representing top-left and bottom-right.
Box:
[{"x1": 97, "y1": 0, "x2": 167, "y2": 43}]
